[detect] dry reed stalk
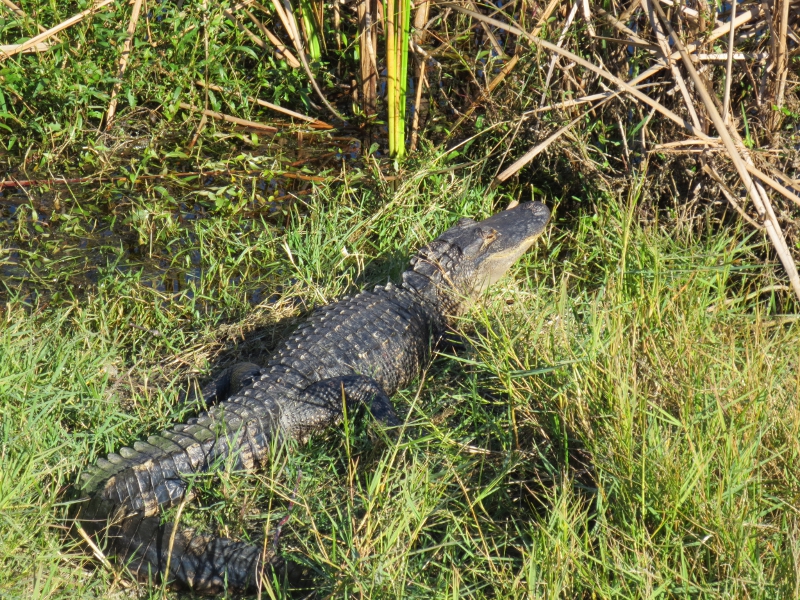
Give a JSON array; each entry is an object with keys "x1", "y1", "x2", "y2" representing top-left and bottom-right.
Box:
[
  {"x1": 768, "y1": 166, "x2": 800, "y2": 189},
  {"x1": 548, "y1": 6, "x2": 761, "y2": 120},
  {"x1": 1, "y1": 0, "x2": 24, "y2": 17},
  {"x1": 649, "y1": 0, "x2": 800, "y2": 300},
  {"x1": 466, "y1": 0, "x2": 505, "y2": 57},
  {"x1": 409, "y1": 63, "x2": 426, "y2": 152},
  {"x1": 274, "y1": 0, "x2": 347, "y2": 122},
  {"x1": 413, "y1": 0, "x2": 430, "y2": 42},
  {"x1": 192, "y1": 80, "x2": 329, "y2": 127},
  {"x1": 721, "y1": 0, "x2": 737, "y2": 124},
  {"x1": 0, "y1": 0, "x2": 114, "y2": 60},
  {"x1": 268, "y1": 0, "x2": 296, "y2": 45},
  {"x1": 539, "y1": 0, "x2": 580, "y2": 106},
  {"x1": 1, "y1": 0, "x2": 58, "y2": 39},
  {"x1": 659, "y1": 0, "x2": 720, "y2": 25},
  {"x1": 187, "y1": 113, "x2": 208, "y2": 150},
  {"x1": 333, "y1": 0, "x2": 340, "y2": 50},
  {"x1": 744, "y1": 164, "x2": 800, "y2": 209},
  {"x1": 594, "y1": 7, "x2": 654, "y2": 47},
  {"x1": 496, "y1": 93, "x2": 618, "y2": 182},
  {"x1": 618, "y1": 0, "x2": 641, "y2": 22},
  {"x1": 702, "y1": 164, "x2": 764, "y2": 230},
  {"x1": 581, "y1": 0, "x2": 595, "y2": 37},
  {"x1": 652, "y1": 138, "x2": 717, "y2": 149},
  {"x1": 238, "y1": 0, "x2": 300, "y2": 66},
  {"x1": 441, "y1": 3, "x2": 703, "y2": 135},
  {"x1": 694, "y1": 52, "x2": 768, "y2": 61},
  {"x1": 161, "y1": 498, "x2": 188, "y2": 598},
  {"x1": 533, "y1": 0, "x2": 561, "y2": 34},
  {"x1": 628, "y1": 7, "x2": 760, "y2": 86},
  {"x1": 105, "y1": 0, "x2": 144, "y2": 130},
  {"x1": 223, "y1": 7, "x2": 271, "y2": 57},
  {"x1": 245, "y1": 8, "x2": 302, "y2": 68},
  {"x1": 774, "y1": 0, "x2": 791, "y2": 112},
  {"x1": 527, "y1": 84, "x2": 662, "y2": 114},
  {"x1": 0, "y1": 42, "x2": 50, "y2": 55},
  {"x1": 409, "y1": 0, "x2": 430, "y2": 151},
  {"x1": 358, "y1": 0, "x2": 379, "y2": 119},
  {"x1": 593, "y1": 35, "x2": 658, "y2": 51},
  {"x1": 641, "y1": 0, "x2": 702, "y2": 131},
  {"x1": 449, "y1": 54, "x2": 519, "y2": 135},
  {"x1": 178, "y1": 102, "x2": 278, "y2": 132}
]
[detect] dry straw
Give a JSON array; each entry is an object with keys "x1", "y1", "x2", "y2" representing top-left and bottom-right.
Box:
[{"x1": 441, "y1": 1, "x2": 800, "y2": 302}]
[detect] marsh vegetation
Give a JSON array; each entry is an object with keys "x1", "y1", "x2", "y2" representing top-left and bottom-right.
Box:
[{"x1": 2, "y1": 0, "x2": 800, "y2": 597}]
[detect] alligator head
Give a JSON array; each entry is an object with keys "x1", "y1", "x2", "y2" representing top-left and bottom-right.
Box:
[{"x1": 403, "y1": 201, "x2": 551, "y2": 314}]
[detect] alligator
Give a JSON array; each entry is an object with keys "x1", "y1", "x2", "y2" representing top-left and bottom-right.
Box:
[{"x1": 73, "y1": 201, "x2": 551, "y2": 594}]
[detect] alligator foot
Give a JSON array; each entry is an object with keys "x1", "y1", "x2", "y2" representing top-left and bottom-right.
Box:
[{"x1": 285, "y1": 375, "x2": 402, "y2": 440}]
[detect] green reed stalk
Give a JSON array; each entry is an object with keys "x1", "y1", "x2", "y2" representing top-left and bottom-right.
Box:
[
  {"x1": 299, "y1": 0, "x2": 321, "y2": 61},
  {"x1": 386, "y1": 0, "x2": 410, "y2": 159}
]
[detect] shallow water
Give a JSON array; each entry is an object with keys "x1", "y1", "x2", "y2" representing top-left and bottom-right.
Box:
[{"x1": 0, "y1": 132, "x2": 369, "y2": 308}]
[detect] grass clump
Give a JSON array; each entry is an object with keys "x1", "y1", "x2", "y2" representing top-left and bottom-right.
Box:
[{"x1": 1, "y1": 170, "x2": 799, "y2": 598}]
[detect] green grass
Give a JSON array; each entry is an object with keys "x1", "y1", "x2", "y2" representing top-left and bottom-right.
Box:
[{"x1": 2, "y1": 167, "x2": 799, "y2": 598}]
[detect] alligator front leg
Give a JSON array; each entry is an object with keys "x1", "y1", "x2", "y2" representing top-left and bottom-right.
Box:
[{"x1": 282, "y1": 375, "x2": 401, "y2": 440}]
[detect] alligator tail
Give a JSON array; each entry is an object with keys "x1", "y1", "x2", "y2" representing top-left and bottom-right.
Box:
[{"x1": 75, "y1": 393, "x2": 286, "y2": 592}]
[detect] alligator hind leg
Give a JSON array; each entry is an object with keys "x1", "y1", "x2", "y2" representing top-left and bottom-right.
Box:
[
  {"x1": 198, "y1": 362, "x2": 263, "y2": 405},
  {"x1": 284, "y1": 375, "x2": 401, "y2": 438},
  {"x1": 180, "y1": 362, "x2": 263, "y2": 407}
]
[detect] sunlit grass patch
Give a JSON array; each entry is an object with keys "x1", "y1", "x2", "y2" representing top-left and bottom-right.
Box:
[{"x1": 1, "y1": 176, "x2": 799, "y2": 598}]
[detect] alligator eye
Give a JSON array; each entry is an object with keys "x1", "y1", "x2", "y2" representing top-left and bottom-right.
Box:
[{"x1": 479, "y1": 227, "x2": 498, "y2": 245}]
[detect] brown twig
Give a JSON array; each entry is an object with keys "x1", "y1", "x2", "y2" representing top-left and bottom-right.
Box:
[
  {"x1": 703, "y1": 164, "x2": 764, "y2": 230},
  {"x1": 1, "y1": 0, "x2": 59, "y2": 39},
  {"x1": 774, "y1": 0, "x2": 791, "y2": 113},
  {"x1": 409, "y1": 61, "x2": 427, "y2": 152},
  {"x1": 227, "y1": 1, "x2": 301, "y2": 68},
  {"x1": 449, "y1": 54, "x2": 519, "y2": 137},
  {"x1": 105, "y1": 0, "x2": 144, "y2": 130},
  {"x1": 193, "y1": 80, "x2": 331, "y2": 127},
  {"x1": 273, "y1": 0, "x2": 348, "y2": 123},
  {"x1": 533, "y1": 0, "x2": 560, "y2": 34},
  {"x1": 467, "y1": 0, "x2": 506, "y2": 57},
  {"x1": 440, "y1": 3, "x2": 705, "y2": 136},
  {"x1": 178, "y1": 102, "x2": 278, "y2": 132},
  {"x1": 0, "y1": 42, "x2": 50, "y2": 55},
  {"x1": 357, "y1": 0, "x2": 379, "y2": 118}
]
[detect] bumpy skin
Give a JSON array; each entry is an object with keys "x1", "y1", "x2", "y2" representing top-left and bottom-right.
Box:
[{"x1": 75, "y1": 202, "x2": 551, "y2": 594}]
